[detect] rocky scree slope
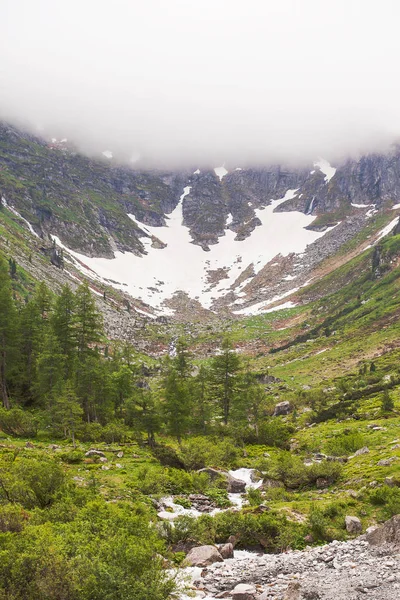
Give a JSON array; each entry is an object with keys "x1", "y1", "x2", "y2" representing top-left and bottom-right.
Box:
[{"x1": 183, "y1": 516, "x2": 400, "y2": 599}]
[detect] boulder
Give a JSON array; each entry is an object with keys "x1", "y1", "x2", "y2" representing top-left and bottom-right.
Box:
[
  {"x1": 366, "y1": 514, "x2": 400, "y2": 547},
  {"x1": 273, "y1": 401, "x2": 291, "y2": 416},
  {"x1": 219, "y1": 543, "x2": 234, "y2": 559},
  {"x1": 231, "y1": 583, "x2": 257, "y2": 600},
  {"x1": 377, "y1": 458, "x2": 396, "y2": 466},
  {"x1": 185, "y1": 545, "x2": 224, "y2": 567},
  {"x1": 345, "y1": 515, "x2": 362, "y2": 533},
  {"x1": 196, "y1": 468, "x2": 246, "y2": 492},
  {"x1": 85, "y1": 449, "x2": 106, "y2": 458},
  {"x1": 197, "y1": 468, "x2": 228, "y2": 487},
  {"x1": 350, "y1": 446, "x2": 369, "y2": 457},
  {"x1": 385, "y1": 476, "x2": 400, "y2": 487},
  {"x1": 261, "y1": 478, "x2": 284, "y2": 490},
  {"x1": 228, "y1": 474, "x2": 246, "y2": 493}
]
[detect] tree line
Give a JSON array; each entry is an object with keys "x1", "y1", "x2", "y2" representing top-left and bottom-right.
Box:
[{"x1": 0, "y1": 256, "x2": 289, "y2": 447}]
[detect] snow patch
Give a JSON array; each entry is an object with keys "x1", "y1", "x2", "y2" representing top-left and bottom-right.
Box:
[
  {"x1": 375, "y1": 217, "x2": 399, "y2": 242},
  {"x1": 50, "y1": 187, "x2": 335, "y2": 313},
  {"x1": 214, "y1": 166, "x2": 228, "y2": 180},
  {"x1": 102, "y1": 150, "x2": 113, "y2": 159},
  {"x1": 314, "y1": 158, "x2": 336, "y2": 182},
  {"x1": 193, "y1": 169, "x2": 200, "y2": 175}
]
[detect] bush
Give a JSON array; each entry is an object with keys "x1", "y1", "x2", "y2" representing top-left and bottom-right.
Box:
[
  {"x1": 169, "y1": 510, "x2": 306, "y2": 552},
  {"x1": 80, "y1": 422, "x2": 104, "y2": 442},
  {"x1": 246, "y1": 487, "x2": 263, "y2": 506},
  {"x1": 0, "y1": 408, "x2": 38, "y2": 438},
  {"x1": 206, "y1": 488, "x2": 231, "y2": 508},
  {"x1": 103, "y1": 421, "x2": 130, "y2": 444},
  {"x1": 59, "y1": 450, "x2": 84, "y2": 464},
  {"x1": 179, "y1": 437, "x2": 240, "y2": 470},
  {"x1": 368, "y1": 485, "x2": 400, "y2": 516},
  {"x1": 0, "y1": 458, "x2": 65, "y2": 509},
  {"x1": 0, "y1": 505, "x2": 29, "y2": 533},
  {"x1": 174, "y1": 496, "x2": 191, "y2": 509},
  {"x1": 309, "y1": 507, "x2": 328, "y2": 541},
  {"x1": 269, "y1": 452, "x2": 342, "y2": 490},
  {"x1": 130, "y1": 465, "x2": 194, "y2": 495},
  {"x1": 325, "y1": 432, "x2": 365, "y2": 456},
  {"x1": 151, "y1": 445, "x2": 185, "y2": 469},
  {"x1": 381, "y1": 389, "x2": 394, "y2": 412},
  {"x1": 257, "y1": 420, "x2": 294, "y2": 449}
]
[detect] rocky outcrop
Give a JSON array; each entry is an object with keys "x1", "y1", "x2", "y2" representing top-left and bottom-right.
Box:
[
  {"x1": 345, "y1": 516, "x2": 362, "y2": 533},
  {"x1": 366, "y1": 514, "x2": 400, "y2": 547},
  {"x1": 196, "y1": 468, "x2": 247, "y2": 493},
  {"x1": 273, "y1": 401, "x2": 292, "y2": 416},
  {"x1": 185, "y1": 545, "x2": 224, "y2": 567}
]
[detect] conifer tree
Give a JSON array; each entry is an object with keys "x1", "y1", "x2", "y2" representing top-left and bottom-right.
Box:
[
  {"x1": 210, "y1": 337, "x2": 241, "y2": 425},
  {"x1": 52, "y1": 284, "x2": 77, "y2": 376},
  {"x1": 0, "y1": 257, "x2": 17, "y2": 408},
  {"x1": 75, "y1": 282, "x2": 103, "y2": 356}
]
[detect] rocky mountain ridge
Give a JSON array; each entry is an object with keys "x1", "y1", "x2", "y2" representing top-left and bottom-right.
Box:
[{"x1": 2, "y1": 121, "x2": 400, "y2": 317}]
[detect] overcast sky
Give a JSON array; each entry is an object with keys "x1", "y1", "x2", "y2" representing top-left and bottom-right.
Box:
[{"x1": 1, "y1": 0, "x2": 399, "y2": 167}]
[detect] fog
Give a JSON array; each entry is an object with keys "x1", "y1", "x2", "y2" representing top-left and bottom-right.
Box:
[{"x1": 1, "y1": 0, "x2": 400, "y2": 168}]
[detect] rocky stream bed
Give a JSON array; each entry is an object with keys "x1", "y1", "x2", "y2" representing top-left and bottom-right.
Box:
[{"x1": 156, "y1": 470, "x2": 400, "y2": 600}]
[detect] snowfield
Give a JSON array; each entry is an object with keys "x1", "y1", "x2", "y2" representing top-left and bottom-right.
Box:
[{"x1": 51, "y1": 187, "x2": 335, "y2": 314}]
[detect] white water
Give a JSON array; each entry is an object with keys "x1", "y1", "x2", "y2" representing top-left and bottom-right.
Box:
[
  {"x1": 1, "y1": 197, "x2": 40, "y2": 238},
  {"x1": 50, "y1": 187, "x2": 332, "y2": 314},
  {"x1": 158, "y1": 468, "x2": 262, "y2": 520}
]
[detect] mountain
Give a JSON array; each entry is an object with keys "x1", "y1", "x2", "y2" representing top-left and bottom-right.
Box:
[{"x1": 1, "y1": 121, "x2": 400, "y2": 320}]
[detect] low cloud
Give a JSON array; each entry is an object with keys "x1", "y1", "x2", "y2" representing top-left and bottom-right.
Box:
[{"x1": 1, "y1": 0, "x2": 399, "y2": 168}]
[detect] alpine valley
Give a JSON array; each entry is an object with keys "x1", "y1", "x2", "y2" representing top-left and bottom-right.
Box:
[{"x1": 2, "y1": 121, "x2": 400, "y2": 600}]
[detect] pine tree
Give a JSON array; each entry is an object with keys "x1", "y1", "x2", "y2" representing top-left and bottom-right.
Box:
[
  {"x1": 35, "y1": 332, "x2": 65, "y2": 404},
  {"x1": 52, "y1": 383, "x2": 83, "y2": 447},
  {"x1": 0, "y1": 257, "x2": 17, "y2": 408},
  {"x1": 52, "y1": 285, "x2": 77, "y2": 376},
  {"x1": 192, "y1": 365, "x2": 214, "y2": 433},
  {"x1": 163, "y1": 370, "x2": 190, "y2": 443},
  {"x1": 75, "y1": 282, "x2": 103, "y2": 357},
  {"x1": 127, "y1": 388, "x2": 160, "y2": 446},
  {"x1": 210, "y1": 337, "x2": 241, "y2": 425}
]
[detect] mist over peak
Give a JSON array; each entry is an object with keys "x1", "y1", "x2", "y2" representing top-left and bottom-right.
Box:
[{"x1": 1, "y1": 0, "x2": 399, "y2": 168}]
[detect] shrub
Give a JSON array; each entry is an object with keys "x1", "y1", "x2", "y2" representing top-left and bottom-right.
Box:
[
  {"x1": 0, "y1": 458, "x2": 65, "y2": 509},
  {"x1": 257, "y1": 420, "x2": 294, "y2": 449},
  {"x1": 0, "y1": 408, "x2": 38, "y2": 438},
  {"x1": 151, "y1": 445, "x2": 185, "y2": 469},
  {"x1": 179, "y1": 437, "x2": 240, "y2": 470},
  {"x1": 325, "y1": 432, "x2": 365, "y2": 456},
  {"x1": 0, "y1": 505, "x2": 29, "y2": 533},
  {"x1": 206, "y1": 488, "x2": 231, "y2": 508},
  {"x1": 174, "y1": 496, "x2": 191, "y2": 509},
  {"x1": 59, "y1": 450, "x2": 84, "y2": 464},
  {"x1": 80, "y1": 422, "x2": 104, "y2": 442},
  {"x1": 246, "y1": 487, "x2": 263, "y2": 506},
  {"x1": 309, "y1": 507, "x2": 328, "y2": 541},
  {"x1": 368, "y1": 485, "x2": 400, "y2": 517},
  {"x1": 103, "y1": 421, "x2": 130, "y2": 444},
  {"x1": 381, "y1": 389, "x2": 394, "y2": 412}
]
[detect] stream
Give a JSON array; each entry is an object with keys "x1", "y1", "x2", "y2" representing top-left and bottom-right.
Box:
[{"x1": 158, "y1": 468, "x2": 264, "y2": 599}]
